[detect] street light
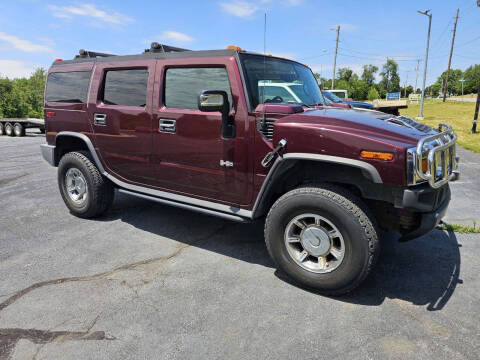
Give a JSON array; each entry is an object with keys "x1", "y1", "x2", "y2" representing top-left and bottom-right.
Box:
[{"x1": 417, "y1": 9, "x2": 432, "y2": 120}]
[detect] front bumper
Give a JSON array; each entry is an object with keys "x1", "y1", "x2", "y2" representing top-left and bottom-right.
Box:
[
  {"x1": 40, "y1": 144, "x2": 56, "y2": 166},
  {"x1": 399, "y1": 185, "x2": 451, "y2": 241}
]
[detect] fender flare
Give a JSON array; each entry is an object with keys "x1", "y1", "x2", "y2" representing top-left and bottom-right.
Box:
[
  {"x1": 55, "y1": 131, "x2": 106, "y2": 173},
  {"x1": 251, "y1": 152, "x2": 383, "y2": 218}
]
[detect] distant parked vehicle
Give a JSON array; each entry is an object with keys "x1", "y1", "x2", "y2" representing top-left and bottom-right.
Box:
[
  {"x1": 328, "y1": 89, "x2": 348, "y2": 99},
  {"x1": 322, "y1": 91, "x2": 374, "y2": 110},
  {"x1": 0, "y1": 118, "x2": 45, "y2": 136}
]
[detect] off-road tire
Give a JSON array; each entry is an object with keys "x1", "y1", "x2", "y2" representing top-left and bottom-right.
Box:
[
  {"x1": 13, "y1": 123, "x2": 25, "y2": 137},
  {"x1": 265, "y1": 184, "x2": 379, "y2": 295},
  {"x1": 58, "y1": 151, "x2": 114, "y2": 218},
  {"x1": 5, "y1": 123, "x2": 14, "y2": 136}
]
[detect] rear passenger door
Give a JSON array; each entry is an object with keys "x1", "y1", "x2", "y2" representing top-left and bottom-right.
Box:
[{"x1": 89, "y1": 61, "x2": 156, "y2": 184}]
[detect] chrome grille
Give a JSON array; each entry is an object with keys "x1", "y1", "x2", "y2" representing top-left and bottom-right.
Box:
[{"x1": 408, "y1": 123, "x2": 458, "y2": 188}]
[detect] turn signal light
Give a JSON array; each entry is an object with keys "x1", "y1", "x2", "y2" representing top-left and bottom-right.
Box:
[
  {"x1": 227, "y1": 45, "x2": 243, "y2": 51},
  {"x1": 360, "y1": 151, "x2": 394, "y2": 161},
  {"x1": 422, "y1": 157, "x2": 428, "y2": 172}
]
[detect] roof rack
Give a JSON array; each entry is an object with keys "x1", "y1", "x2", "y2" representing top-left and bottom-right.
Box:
[
  {"x1": 75, "y1": 49, "x2": 116, "y2": 59},
  {"x1": 144, "y1": 42, "x2": 190, "y2": 53}
]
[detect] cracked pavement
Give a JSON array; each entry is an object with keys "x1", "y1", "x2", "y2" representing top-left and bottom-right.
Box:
[{"x1": 1, "y1": 132, "x2": 479, "y2": 360}]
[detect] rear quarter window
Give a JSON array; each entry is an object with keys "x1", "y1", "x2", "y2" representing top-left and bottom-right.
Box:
[{"x1": 45, "y1": 71, "x2": 91, "y2": 103}]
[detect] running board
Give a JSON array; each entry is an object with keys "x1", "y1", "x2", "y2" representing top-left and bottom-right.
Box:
[{"x1": 118, "y1": 189, "x2": 250, "y2": 223}]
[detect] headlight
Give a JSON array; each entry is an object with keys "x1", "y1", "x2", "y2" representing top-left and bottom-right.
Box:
[{"x1": 406, "y1": 147, "x2": 428, "y2": 185}]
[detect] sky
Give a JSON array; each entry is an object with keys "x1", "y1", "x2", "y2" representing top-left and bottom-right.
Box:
[{"x1": 0, "y1": 0, "x2": 479, "y2": 88}]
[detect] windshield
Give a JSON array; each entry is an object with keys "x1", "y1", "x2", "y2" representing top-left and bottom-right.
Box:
[
  {"x1": 239, "y1": 54, "x2": 326, "y2": 108},
  {"x1": 322, "y1": 91, "x2": 343, "y2": 103}
]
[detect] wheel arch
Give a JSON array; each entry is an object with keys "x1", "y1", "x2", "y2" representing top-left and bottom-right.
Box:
[
  {"x1": 54, "y1": 132, "x2": 104, "y2": 172},
  {"x1": 251, "y1": 153, "x2": 383, "y2": 219}
]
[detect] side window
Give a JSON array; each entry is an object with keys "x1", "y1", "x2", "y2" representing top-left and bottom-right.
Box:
[
  {"x1": 103, "y1": 69, "x2": 148, "y2": 107},
  {"x1": 164, "y1": 67, "x2": 232, "y2": 110},
  {"x1": 45, "y1": 71, "x2": 91, "y2": 103}
]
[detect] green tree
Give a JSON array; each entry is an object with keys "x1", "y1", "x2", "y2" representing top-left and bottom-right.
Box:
[
  {"x1": 367, "y1": 87, "x2": 379, "y2": 101},
  {"x1": 337, "y1": 67, "x2": 353, "y2": 82},
  {"x1": 463, "y1": 64, "x2": 480, "y2": 94},
  {"x1": 361, "y1": 65, "x2": 378, "y2": 86},
  {"x1": 379, "y1": 59, "x2": 400, "y2": 93}
]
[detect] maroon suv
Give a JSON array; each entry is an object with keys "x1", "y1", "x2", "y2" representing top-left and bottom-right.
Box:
[{"x1": 40, "y1": 43, "x2": 459, "y2": 294}]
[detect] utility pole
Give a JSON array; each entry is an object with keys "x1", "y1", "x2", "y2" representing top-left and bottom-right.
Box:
[
  {"x1": 473, "y1": 83, "x2": 480, "y2": 133},
  {"x1": 418, "y1": 10, "x2": 432, "y2": 120},
  {"x1": 415, "y1": 59, "x2": 420, "y2": 93},
  {"x1": 331, "y1": 25, "x2": 340, "y2": 90},
  {"x1": 404, "y1": 71, "x2": 409, "y2": 98},
  {"x1": 443, "y1": 8, "x2": 460, "y2": 102}
]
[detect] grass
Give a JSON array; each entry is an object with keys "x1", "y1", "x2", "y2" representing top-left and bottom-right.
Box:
[
  {"x1": 437, "y1": 221, "x2": 480, "y2": 233},
  {"x1": 399, "y1": 100, "x2": 480, "y2": 153}
]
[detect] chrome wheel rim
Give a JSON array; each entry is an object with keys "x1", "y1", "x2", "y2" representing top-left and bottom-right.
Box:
[
  {"x1": 65, "y1": 168, "x2": 88, "y2": 204},
  {"x1": 284, "y1": 213, "x2": 345, "y2": 273}
]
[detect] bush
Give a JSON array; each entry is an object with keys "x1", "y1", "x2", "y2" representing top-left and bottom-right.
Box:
[{"x1": 367, "y1": 87, "x2": 379, "y2": 101}]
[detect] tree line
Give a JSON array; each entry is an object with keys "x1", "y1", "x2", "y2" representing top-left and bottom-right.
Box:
[
  {"x1": 316, "y1": 60, "x2": 480, "y2": 101},
  {"x1": 0, "y1": 69, "x2": 46, "y2": 119}
]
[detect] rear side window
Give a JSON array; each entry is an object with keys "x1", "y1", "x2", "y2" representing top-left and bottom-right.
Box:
[
  {"x1": 45, "y1": 71, "x2": 91, "y2": 103},
  {"x1": 164, "y1": 67, "x2": 232, "y2": 110},
  {"x1": 103, "y1": 69, "x2": 148, "y2": 107}
]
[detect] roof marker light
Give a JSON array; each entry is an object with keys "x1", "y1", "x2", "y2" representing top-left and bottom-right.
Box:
[
  {"x1": 227, "y1": 45, "x2": 243, "y2": 51},
  {"x1": 54, "y1": 58, "x2": 63, "y2": 62}
]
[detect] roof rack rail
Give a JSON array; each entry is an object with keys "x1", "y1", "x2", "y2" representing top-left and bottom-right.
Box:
[
  {"x1": 144, "y1": 42, "x2": 190, "y2": 53},
  {"x1": 75, "y1": 49, "x2": 116, "y2": 59}
]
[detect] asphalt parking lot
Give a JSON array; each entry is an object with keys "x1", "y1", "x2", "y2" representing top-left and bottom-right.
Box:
[{"x1": 1, "y1": 132, "x2": 479, "y2": 360}]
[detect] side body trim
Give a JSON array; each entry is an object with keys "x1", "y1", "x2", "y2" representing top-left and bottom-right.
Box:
[
  {"x1": 118, "y1": 189, "x2": 248, "y2": 222},
  {"x1": 55, "y1": 131, "x2": 253, "y2": 219},
  {"x1": 251, "y1": 152, "x2": 383, "y2": 218}
]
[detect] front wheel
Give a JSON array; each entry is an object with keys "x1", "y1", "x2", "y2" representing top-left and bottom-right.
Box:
[
  {"x1": 265, "y1": 185, "x2": 379, "y2": 295},
  {"x1": 58, "y1": 151, "x2": 114, "y2": 218}
]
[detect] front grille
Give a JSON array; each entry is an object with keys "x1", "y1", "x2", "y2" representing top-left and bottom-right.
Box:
[{"x1": 257, "y1": 117, "x2": 277, "y2": 141}]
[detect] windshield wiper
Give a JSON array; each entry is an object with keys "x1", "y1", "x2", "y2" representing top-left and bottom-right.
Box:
[{"x1": 296, "y1": 102, "x2": 312, "y2": 108}]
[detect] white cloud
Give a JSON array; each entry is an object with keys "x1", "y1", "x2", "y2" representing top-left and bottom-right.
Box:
[
  {"x1": 49, "y1": 4, "x2": 133, "y2": 24},
  {"x1": 0, "y1": 60, "x2": 42, "y2": 79},
  {"x1": 220, "y1": 1, "x2": 259, "y2": 18},
  {"x1": 159, "y1": 31, "x2": 194, "y2": 43},
  {"x1": 0, "y1": 32, "x2": 53, "y2": 53}
]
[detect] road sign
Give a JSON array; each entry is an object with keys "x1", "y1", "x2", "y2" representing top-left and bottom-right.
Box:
[{"x1": 386, "y1": 92, "x2": 401, "y2": 100}]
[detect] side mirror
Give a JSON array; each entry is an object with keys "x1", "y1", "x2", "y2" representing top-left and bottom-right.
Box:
[{"x1": 198, "y1": 90, "x2": 235, "y2": 139}]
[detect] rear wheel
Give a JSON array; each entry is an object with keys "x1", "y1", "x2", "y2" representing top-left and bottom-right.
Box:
[
  {"x1": 58, "y1": 151, "x2": 114, "y2": 218},
  {"x1": 265, "y1": 185, "x2": 379, "y2": 295},
  {"x1": 5, "y1": 122, "x2": 14, "y2": 136},
  {"x1": 13, "y1": 123, "x2": 25, "y2": 137},
  {"x1": 0, "y1": 123, "x2": 4, "y2": 136}
]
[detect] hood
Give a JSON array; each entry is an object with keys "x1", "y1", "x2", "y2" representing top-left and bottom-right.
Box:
[{"x1": 275, "y1": 107, "x2": 436, "y2": 145}]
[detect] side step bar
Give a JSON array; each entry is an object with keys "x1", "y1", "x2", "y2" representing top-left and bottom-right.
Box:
[{"x1": 117, "y1": 189, "x2": 250, "y2": 223}]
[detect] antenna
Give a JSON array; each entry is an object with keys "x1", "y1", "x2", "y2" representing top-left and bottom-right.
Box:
[{"x1": 262, "y1": 12, "x2": 267, "y2": 132}]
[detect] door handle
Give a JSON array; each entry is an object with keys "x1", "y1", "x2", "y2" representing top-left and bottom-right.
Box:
[
  {"x1": 159, "y1": 119, "x2": 176, "y2": 133},
  {"x1": 94, "y1": 113, "x2": 107, "y2": 126}
]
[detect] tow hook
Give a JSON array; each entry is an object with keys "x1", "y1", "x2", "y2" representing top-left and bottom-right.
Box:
[{"x1": 261, "y1": 139, "x2": 287, "y2": 167}]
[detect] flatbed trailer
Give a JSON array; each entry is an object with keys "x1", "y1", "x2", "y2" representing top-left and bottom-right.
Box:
[
  {"x1": 372, "y1": 99, "x2": 408, "y2": 116},
  {"x1": 0, "y1": 118, "x2": 45, "y2": 136}
]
